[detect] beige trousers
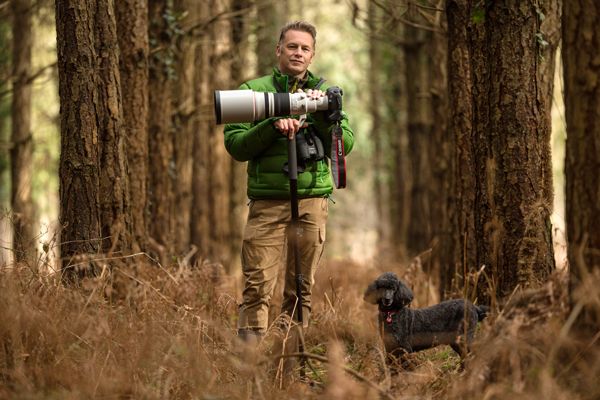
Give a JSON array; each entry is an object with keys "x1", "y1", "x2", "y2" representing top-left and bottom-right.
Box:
[{"x1": 237, "y1": 197, "x2": 328, "y2": 332}]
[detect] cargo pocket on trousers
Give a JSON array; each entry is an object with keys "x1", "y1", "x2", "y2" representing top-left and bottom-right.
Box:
[
  {"x1": 244, "y1": 225, "x2": 264, "y2": 244},
  {"x1": 243, "y1": 225, "x2": 278, "y2": 247},
  {"x1": 318, "y1": 225, "x2": 326, "y2": 245},
  {"x1": 243, "y1": 225, "x2": 256, "y2": 242}
]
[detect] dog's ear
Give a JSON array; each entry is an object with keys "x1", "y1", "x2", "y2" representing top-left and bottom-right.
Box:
[
  {"x1": 363, "y1": 282, "x2": 380, "y2": 304},
  {"x1": 395, "y1": 280, "x2": 414, "y2": 306}
]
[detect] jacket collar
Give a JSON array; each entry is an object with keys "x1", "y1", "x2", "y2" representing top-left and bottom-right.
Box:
[{"x1": 272, "y1": 67, "x2": 320, "y2": 93}]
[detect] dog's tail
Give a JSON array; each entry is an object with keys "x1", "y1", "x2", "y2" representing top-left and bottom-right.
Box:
[{"x1": 475, "y1": 305, "x2": 490, "y2": 321}]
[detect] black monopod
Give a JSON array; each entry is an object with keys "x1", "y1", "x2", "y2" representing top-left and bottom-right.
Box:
[{"x1": 287, "y1": 113, "x2": 307, "y2": 378}]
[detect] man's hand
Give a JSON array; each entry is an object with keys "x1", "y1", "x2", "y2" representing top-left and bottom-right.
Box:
[
  {"x1": 301, "y1": 88, "x2": 326, "y2": 100},
  {"x1": 274, "y1": 118, "x2": 304, "y2": 139},
  {"x1": 273, "y1": 88, "x2": 327, "y2": 139}
]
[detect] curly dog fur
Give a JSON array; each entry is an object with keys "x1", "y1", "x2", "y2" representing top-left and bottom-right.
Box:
[{"x1": 364, "y1": 272, "x2": 488, "y2": 360}]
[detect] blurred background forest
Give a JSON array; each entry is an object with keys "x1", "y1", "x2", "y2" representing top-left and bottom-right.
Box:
[
  {"x1": 1, "y1": 0, "x2": 600, "y2": 399},
  {"x1": 0, "y1": 0, "x2": 572, "y2": 295},
  {"x1": 1, "y1": 0, "x2": 385, "y2": 269},
  {"x1": 0, "y1": 1, "x2": 374, "y2": 264},
  {"x1": 0, "y1": 0, "x2": 570, "y2": 270}
]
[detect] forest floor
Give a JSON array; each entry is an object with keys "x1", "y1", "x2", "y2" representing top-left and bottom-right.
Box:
[{"x1": 0, "y1": 255, "x2": 599, "y2": 399}]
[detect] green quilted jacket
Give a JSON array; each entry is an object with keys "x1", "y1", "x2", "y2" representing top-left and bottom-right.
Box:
[{"x1": 223, "y1": 68, "x2": 355, "y2": 199}]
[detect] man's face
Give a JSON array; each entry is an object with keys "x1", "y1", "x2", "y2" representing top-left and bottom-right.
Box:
[{"x1": 276, "y1": 30, "x2": 315, "y2": 78}]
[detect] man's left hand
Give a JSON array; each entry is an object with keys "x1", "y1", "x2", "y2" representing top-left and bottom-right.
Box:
[{"x1": 298, "y1": 88, "x2": 326, "y2": 100}]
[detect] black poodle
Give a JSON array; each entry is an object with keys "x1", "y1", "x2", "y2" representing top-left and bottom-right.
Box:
[{"x1": 364, "y1": 272, "x2": 489, "y2": 361}]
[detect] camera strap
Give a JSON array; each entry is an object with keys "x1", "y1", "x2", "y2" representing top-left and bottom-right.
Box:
[
  {"x1": 330, "y1": 122, "x2": 346, "y2": 188},
  {"x1": 309, "y1": 79, "x2": 346, "y2": 189}
]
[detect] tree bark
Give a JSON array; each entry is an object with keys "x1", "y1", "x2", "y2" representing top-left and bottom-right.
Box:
[
  {"x1": 405, "y1": 24, "x2": 433, "y2": 259},
  {"x1": 115, "y1": 0, "x2": 149, "y2": 254},
  {"x1": 386, "y1": 21, "x2": 411, "y2": 261},
  {"x1": 0, "y1": 21, "x2": 10, "y2": 267},
  {"x1": 563, "y1": 0, "x2": 600, "y2": 331},
  {"x1": 446, "y1": 0, "x2": 558, "y2": 302},
  {"x1": 427, "y1": 1, "x2": 451, "y2": 292},
  {"x1": 56, "y1": 0, "x2": 131, "y2": 274},
  {"x1": 191, "y1": 3, "x2": 212, "y2": 257},
  {"x1": 255, "y1": 1, "x2": 285, "y2": 76},
  {"x1": 190, "y1": 1, "x2": 235, "y2": 270},
  {"x1": 10, "y1": 0, "x2": 35, "y2": 265},
  {"x1": 208, "y1": 0, "x2": 233, "y2": 270},
  {"x1": 471, "y1": 1, "x2": 557, "y2": 301},
  {"x1": 403, "y1": 6, "x2": 433, "y2": 257},
  {"x1": 172, "y1": 0, "x2": 196, "y2": 255},
  {"x1": 148, "y1": 0, "x2": 175, "y2": 255},
  {"x1": 229, "y1": 0, "x2": 251, "y2": 270},
  {"x1": 191, "y1": 3, "x2": 211, "y2": 261},
  {"x1": 445, "y1": 0, "x2": 476, "y2": 297},
  {"x1": 368, "y1": 1, "x2": 392, "y2": 256}
]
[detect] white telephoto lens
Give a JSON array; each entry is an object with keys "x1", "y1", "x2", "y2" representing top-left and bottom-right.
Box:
[
  {"x1": 289, "y1": 92, "x2": 329, "y2": 114},
  {"x1": 252, "y1": 92, "x2": 277, "y2": 120},
  {"x1": 214, "y1": 90, "x2": 257, "y2": 124},
  {"x1": 215, "y1": 89, "x2": 331, "y2": 124}
]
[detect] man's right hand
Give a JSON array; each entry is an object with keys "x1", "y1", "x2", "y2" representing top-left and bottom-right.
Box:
[{"x1": 274, "y1": 118, "x2": 307, "y2": 139}]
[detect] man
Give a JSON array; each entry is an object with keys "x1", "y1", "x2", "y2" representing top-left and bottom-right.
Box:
[{"x1": 224, "y1": 21, "x2": 354, "y2": 342}]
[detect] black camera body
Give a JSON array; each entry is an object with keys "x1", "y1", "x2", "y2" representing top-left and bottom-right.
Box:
[
  {"x1": 293, "y1": 86, "x2": 342, "y2": 168},
  {"x1": 325, "y1": 86, "x2": 343, "y2": 122},
  {"x1": 296, "y1": 128, "x2": 325, "y2": 163}
]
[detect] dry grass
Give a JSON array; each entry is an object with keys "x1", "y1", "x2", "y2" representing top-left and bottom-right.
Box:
[{"x1": 1, "y1": 256, "x2": 599, "y2": 399}]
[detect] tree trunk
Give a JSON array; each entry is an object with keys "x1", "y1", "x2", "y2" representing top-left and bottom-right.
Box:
[
  {"x1": 148, "y1": 0, "x2": 175, "y2": 256},
  {"x1": 428, "y1": 1, "x2": 451, "y2": 292},
  {"x1": 445, "y1": 0, "x2": 476, "y2": 297},
  {"x1": 471, "y1": 1, "x2": 557, "y2": 301},
  {"x1": 563, "y1": 0, "x2": 600, "y2": 331},
  {"x1": 172, "y1": 0, "x2": 196, "y2": 256},
  {"x1": 405, "y1": 23, "x2": 433, "y2": 260},
  {"x1": 115, "y1": 0, "x2": 149, "y2": 254},
  {"x1": 191, "y1": 3, "x2": 211, "y2": 261},
  {"x1": 229, "y1": 0, "x2": 251, "y2": 271},
  {"x1": 10, "y1": 0, "x2": 35, "y2": 265},
  {"x1": 368, "y1": 1, "x2": 392, "y2": 257},
  {"x1": 190, "y1": 1, "x2": 235, "y2": 270},
  {"x1": 208, "y1": 0, "x2": 233, "y2": 270},
  {"x1": 255, "y1": 1, "x2": 285, "y2": 76},
  {"x1": 0, "y1": 19, "x2": 10, "y2": 267},
  {"x1": 386, "y1": 22, "x2": 411, "y2": 261},
  {"x1": 403, "y1": 5, "x2": 434, "y2": 262},
  {"x1": 56, "y1": 0, "x2": 131, "y2": 274}
]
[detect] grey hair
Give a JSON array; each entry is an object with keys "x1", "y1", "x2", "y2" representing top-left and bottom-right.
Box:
[{"x1": 278, "y1": 20, "x2": 317, "y2": 48}]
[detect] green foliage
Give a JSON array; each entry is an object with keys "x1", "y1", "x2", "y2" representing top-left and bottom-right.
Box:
[
  {"x1": 534, "y1": 5, "x2": 549, "y2": 58},
  {"x1": 535, "y1": 32, "x2": 549, "y2": 48},
  {"x1": 535, "y1": 4, "x2": 546, "y2": 22},
  {"x1": 471, "y1": 4, "x2": 485, "y2": 24}
]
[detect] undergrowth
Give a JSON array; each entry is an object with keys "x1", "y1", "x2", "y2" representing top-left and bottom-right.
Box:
[{"x1": 0, "y1": 256, "x2": 599, "y2": 399}]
